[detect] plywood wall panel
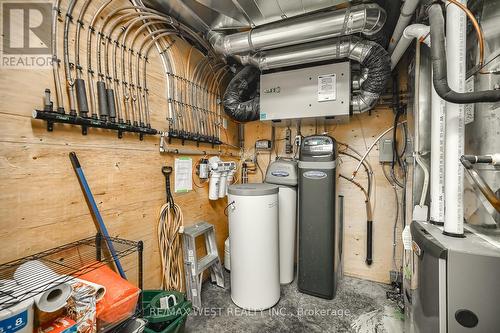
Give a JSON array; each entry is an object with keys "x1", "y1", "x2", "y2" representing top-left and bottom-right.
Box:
[
  {"x1": 0, "y1": 0, "x2": 401, "y2": 288},
  {"x1": 0, "y1": 0, "x2": 234, "y2": 290},
  {"x1": 243, "y1": 108, "x2": 402, "y2": 284}
]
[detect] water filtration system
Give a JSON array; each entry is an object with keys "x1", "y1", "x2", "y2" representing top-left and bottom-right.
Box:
[
  {"x1": 298, "y1": 135, "x2": 341, "y2": 299},
  {"x1": 208, "y1": 157, "x2": 237, "y2": 200},
  {"x1": 265, "y1": 159, "x2": 298, "y2": 285}
]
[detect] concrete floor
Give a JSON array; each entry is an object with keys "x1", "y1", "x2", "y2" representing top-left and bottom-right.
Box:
[{"x1": 185, "y1": 272, "x2": 404, "y2": 333}]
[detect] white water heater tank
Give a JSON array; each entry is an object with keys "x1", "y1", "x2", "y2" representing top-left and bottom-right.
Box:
[{"x1": 228, "y1": 183, "x2": 280, "y2": 310}]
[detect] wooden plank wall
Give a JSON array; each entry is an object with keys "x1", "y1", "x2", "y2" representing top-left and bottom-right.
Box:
[
  {"x1": 244, "y1": 108, "x2": 403, "y2": 284},
  {"x1": 0, "y1": 0, "x2": 401, "y2": 287},
  {"x1": 0, "y1": 0, "x2": 238, "y2": 289}
]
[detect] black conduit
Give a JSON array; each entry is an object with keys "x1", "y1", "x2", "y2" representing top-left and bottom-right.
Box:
[
  {"x1": 222, "y1": 65, "x2": 261, "y2": 122},
  {"x1": 428, "y1": 4, "x2": 500, "y2": 104}
]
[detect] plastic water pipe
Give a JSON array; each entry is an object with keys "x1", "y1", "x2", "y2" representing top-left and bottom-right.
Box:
[
  {"x1": 388, "y1": 0, "x2": 421, "y2": 54},
  {"x1": 429, "y1": 72, "x2": 446, "y2": 225},
  {"x1": 390, "y1": 24, "x2": 430, "y2": 70},
  {"x1": 444, "y1": 0, "x2": 467, "y2": 237}
]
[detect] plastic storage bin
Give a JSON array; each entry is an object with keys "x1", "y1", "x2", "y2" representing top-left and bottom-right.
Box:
[
  {"x1": 142, "y1": 290, "x2": 187, "y2": 324},
  {"x1": 97, "y1": 289, "x2": 141, "y2": 332},
  {"x1": 119, "y1": 318, "x2": 146, "y2": 333},
  {"x1": 143, "y1": 311, "x2": 189, "y2": 333},
  {"x1": 142, "y1": 290, "x2": 191, "y2": 333}
]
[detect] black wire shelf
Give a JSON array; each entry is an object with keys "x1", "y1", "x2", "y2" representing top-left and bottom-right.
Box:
[{"x1": 0, "y1": 234, "x2": 143, "y2": 313}]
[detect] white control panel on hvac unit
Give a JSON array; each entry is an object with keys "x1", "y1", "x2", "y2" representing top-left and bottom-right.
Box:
[{"x1": 259, "y1": 61, "x2": 350, "y2": 124}]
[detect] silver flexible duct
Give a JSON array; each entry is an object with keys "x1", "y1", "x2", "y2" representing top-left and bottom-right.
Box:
[
  {"x1": 208, "y1": 4, "x2": 386, "y2": 56},
  {"x1": 238, "y1": 36, "x2": 391, "y2": 113}
]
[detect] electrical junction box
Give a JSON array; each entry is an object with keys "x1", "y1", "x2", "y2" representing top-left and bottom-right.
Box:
[
  {"x1": 379, "y1": 136, "x2": 394, "y2": 163},
  {"x1": 255, "y1": 139, "x2": 272, "y2": 150},
  {"x1": 259, "y1": 62, "x2": 350, "y2": 124}
]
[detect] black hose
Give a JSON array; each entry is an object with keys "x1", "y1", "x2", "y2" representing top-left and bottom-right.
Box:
[
  {"x1": 428, "y1": 4, "x2": 500, "y2": 103},
  {"x1": 339, "y1": 173, "x2": 373, "y2": 266},
  {"x1": 222, "y1": 66, "x2": 260, "y2": 122}
]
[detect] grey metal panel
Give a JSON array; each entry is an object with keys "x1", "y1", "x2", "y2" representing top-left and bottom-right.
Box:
[
  {"x1": 297, "y1": 165, "x2": 339, "y2": 299},
  {"x1": 259, "y1": 62, "x2": 350, "y2": 122},
  {"x1": 411, "y1": 221, "x2": 500, "y2": 333},
  {"x1": 447, "y1": 250, "x2": 500, "y2": 332}
]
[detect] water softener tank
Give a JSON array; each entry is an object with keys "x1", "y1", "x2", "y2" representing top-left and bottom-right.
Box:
[
  {"x1": 298, "y1": 135, "x2": 341, "y2": 299},
  {"x1": 228, "y1": 184, "x2": 280, "y2": 310},
  {"x1": 265, "y1": 159, "x2": 298, "y2": 284}
]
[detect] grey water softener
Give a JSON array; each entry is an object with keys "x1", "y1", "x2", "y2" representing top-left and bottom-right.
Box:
[{"x1": 298, "y1": 135, "x2": 341, "y2": 299}]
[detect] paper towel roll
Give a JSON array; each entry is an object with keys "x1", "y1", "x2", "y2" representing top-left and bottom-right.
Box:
[
  {"x1": 71, "y1": 278, "x2": 106, "y2": 302},
  {"x1": 14, "y1": 260, "x2": 72, "y2": 313}
]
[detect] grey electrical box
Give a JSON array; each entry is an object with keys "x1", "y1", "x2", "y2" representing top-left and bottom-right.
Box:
[
  {"x1": 379, "y1": 136, "x2": 394, "y2": 163},
  {"x1": 259, "y1": 62, "x2": 350, "y2": 123}
]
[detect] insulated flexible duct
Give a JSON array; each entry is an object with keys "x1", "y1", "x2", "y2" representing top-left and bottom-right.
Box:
[
  {"x1": 222, "y1": 66, "x2": 261, "y2": 122},
  {"x1": 428, "y1": 4, "x2": 500, "y2": 103},
  {"x1": 235, "y1": 36, "x2": 391, "y2": 115}
]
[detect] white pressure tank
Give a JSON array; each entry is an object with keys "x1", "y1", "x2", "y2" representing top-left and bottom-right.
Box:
[
  {"x1": 228, "y1": 183, "x2": 280, "y2": 310},
  {"x1": 265, "y1": 160, "x2": 298, "y2": 284}
]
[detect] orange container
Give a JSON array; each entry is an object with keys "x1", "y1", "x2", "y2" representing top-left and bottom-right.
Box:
[
  {"x1": 76, "y1": 265, "x2": 140, "y2": 328},
  {"x1": 37, "y1": 317, "x2": 77, "y2": 333}
]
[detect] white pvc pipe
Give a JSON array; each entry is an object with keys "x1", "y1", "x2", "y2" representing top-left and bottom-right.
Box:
[
  {"x1": 388, "y1": 0, "x2": 422, "y2": 54},
  {"x1": 443, "y1": 0, "x2": 466, "y2": 236},
  {"x1": 391, "y1": 24, "x2": 430, "y2": 70},
  {"x1": 430, "y1": 71, "x2": 446, "y2": 224}
]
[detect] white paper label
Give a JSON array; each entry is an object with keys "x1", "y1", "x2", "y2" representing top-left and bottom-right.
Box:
[
  {"x1": 317, "y1": 74, "x2": 336, "y2": 102},
  {"x1": 174, "y1": 157, "x2": 193, "y2": 192},
  {"x1": 402, "y1": 225, "x2": 412, "y2": 251}
]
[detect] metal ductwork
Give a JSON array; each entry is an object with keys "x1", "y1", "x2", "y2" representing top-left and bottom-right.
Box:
[
  {"x1": 237, "y1": 36, "x2": 391, "y2": 114},
  {"x1": 208, "y1": 4, "x2": 386, "y2": 56}
]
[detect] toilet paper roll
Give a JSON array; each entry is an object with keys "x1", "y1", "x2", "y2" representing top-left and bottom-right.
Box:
[{"x1": 14, "y1": 260, "x2": 72, "y2": 313}]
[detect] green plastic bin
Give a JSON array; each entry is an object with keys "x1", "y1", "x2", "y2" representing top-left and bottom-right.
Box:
[
  {"x1": 142, "y1": 290, "x2": 187, "y2": 323},
  {"x1": 143, "y1": 311, "x2": 189, "y2": 333},
  {"x1": 141, "y1": 290, "x2": 191, "y2": 333}
]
